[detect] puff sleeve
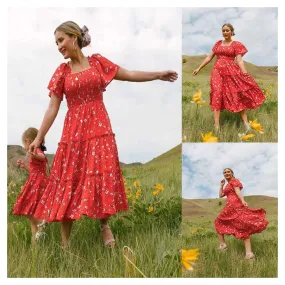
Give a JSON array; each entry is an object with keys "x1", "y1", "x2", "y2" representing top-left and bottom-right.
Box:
[
  {"x1": 212, "y1": 40, "x2": 222, "y2": 54},
  {"x1": 229, "y1": 178, "x2": 243, "y2": 190},
  {"x1": 234, "y1": 41, "x2": 248, "y2": 57},
  {"x1": 47, "y1": 63, "x2": 67, "y2": 100},
  {"x1": 90, "y1": 54, "x2": 119, "y2": 91}
]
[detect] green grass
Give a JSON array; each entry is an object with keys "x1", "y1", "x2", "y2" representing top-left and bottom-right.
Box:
[
  {"x1": 182, "y1": 196, "x2": 278, "y2": 277},
  {"x1": 7, "y1": 145, "x2": 182, "y2": 278},
  {"x1": 182, "y1": 55, "x2": 278, "y2": 142}
]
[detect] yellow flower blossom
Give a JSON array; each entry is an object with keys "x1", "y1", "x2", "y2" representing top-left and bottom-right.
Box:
[
  {"x1": 152, "y1": 190, "x2": 160, "y2": 196},
  {"x1": 249, "y1": 120, "x2": 265, "y2": 134},
  {"x1": 125, "y1": 187, "x2": 131, "y2": 194},
  {"x1": 155, "y1": 184, "x2": 164, "y2": 191},
  {"x1": 126, "y1": 193, "x2": 133, "y2": 199},
  {"x1": 191, "y1": 229, "x2": 197, "y2": 234},
  {"x1": 201, "y1": 132, "x2": 218, "y2": 143},
  {"x1": 181, "y1": 249, "x2": 200, "y2": 272},
  {"x1": 147, "y1": 206, "x2": 154, "y2": 213},
  {"x1": 238, "y1": 133, "x2": 255, "y2": 142},
  {"x1": 133, "y1": 180, "x2": 140, "y2": 188},
  {"x1": 123, "y1": 177, "x2": 127, "y2": 186},
  {"x1": 191, "y1": 89, "x2": 206, "y2": 105},
  {"x1": 135, "y1": 189, "x2": 142, "y2": 199}
]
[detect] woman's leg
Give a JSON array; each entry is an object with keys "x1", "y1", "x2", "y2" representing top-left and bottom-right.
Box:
[
  {"x1": 240, "y1": 110, "x2": 249, "y2": 124},
  {"x1": 100, "y1": 218, "x2": 115, "y2": 248},
  {"x1": 243, "y1": 238, "x2": 252, "y2": 254},
  {"x1": 61, "y1": 220, "x2": 73, "y2": 248},
  {"x1": 217, "y1": 233, "x2": 226, "y2": 245},
  {"x1": 213, "y1": 110, "x2": 221, "y2": 129},
  {"x1": 28, "y1": 217, "x2": 39, "y2": 246}
]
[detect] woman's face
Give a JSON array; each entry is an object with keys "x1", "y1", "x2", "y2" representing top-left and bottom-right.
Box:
[
  {"x1": 223, "y1": 169, "x2": 233, "y2": 180},
  {"x1": 55, "y1": 30, "x2": 76, "y2": 59},
  {"x1": 222, "y1": 25, "x2": 232, "y2": 40}
]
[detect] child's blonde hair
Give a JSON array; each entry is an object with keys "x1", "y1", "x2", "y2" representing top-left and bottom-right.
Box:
[{"x1": 22, "y1": 128, "x2": 47, "y2": 151}]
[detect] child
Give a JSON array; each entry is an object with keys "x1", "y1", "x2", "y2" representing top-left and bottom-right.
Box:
[{"x1": 13, "y1": 127, "x2": 49, "y2": 244}]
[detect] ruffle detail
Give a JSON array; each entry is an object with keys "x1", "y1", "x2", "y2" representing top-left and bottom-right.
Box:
[
  {"x1": 233, "y1": 41, "x2": 248, "y2": 57},
  {"x1": 34, "y1": 134, "x2": 128, "y2": 222},
  {"x1": 89, "y1": 54, "x2": 119, "y2": 91},
  {"x1": 47, "y1": 63, "x2": 67, "y2": 101},
  {"x1": 212, "y1": 40, "x2": 222, "y2": 54},
  {"x1": 229, "y1": 178, "x2": 243, "y2": 190},
  {"x1": 215, "y1": 207, "x2": 268, "y2": 239}
]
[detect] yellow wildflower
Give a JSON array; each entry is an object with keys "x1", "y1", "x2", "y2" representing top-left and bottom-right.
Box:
[
  {"x1": 249, "y1": 120, "x2": 265, "y2": 134},
  {"x1": 147, "y1": 206, "x2": 154, "y2": 213},
  {"x1": 135, "y1": 189, "x2": 142, "y2": 199},
  {"x1": 133, "y1": 180, "x2": 140, "y2": 188},
  {"x1": 192, "y1": 89, "x2": 202, "y2": 102},
  {"x1": 155, "y1": 184, "x2": 164, "y2": 191},
  {"x1": 123, "y1": 177, "x2": 127, "y2": 186},
  {"x1": 126, "y1": 193, "x2": 133, "y2": 199},
  {"x1": 201, "y1": 132, "x2": 218, "y2": 143},
  {"x1": 152, "y1": 190, "x2": 160, "y2": 196},
  {"x1": 191, "y1": 229, "x2": 197, "y2": 234},
  {"x1": 181, "y1": 249, "x2": 200, "y2": 272},
  {"x1": 238, "y1": 133, "x2": 255, "y2": 142},
  {"x1": 125, "y1": 187, "x2": 131, "y2": 194}
]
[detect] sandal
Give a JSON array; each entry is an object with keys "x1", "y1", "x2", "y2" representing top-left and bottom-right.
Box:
[
  {"x1": 100, "y1": 223, "x2": 115, "y2": 248},
  {"x1": 217, "y1": 243, "x2": 227, "y2": 250},
  {"x1": 245, "y1": 252, "x2": 255, "y2": 260}
]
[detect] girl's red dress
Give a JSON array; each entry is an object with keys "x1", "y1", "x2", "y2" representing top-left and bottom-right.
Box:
[
  {"x1": 210, "y1": 40, "x2": 265, "y2": 112},
  {"x1": 214, "y1": 178, "x2": 268, "y2": 239},
  {"x1": 13, "y1": 148, "x2": 48, "y2": 216},
  {"x1": 34, "y1": 54, "x2": 129, "y2": 222}
]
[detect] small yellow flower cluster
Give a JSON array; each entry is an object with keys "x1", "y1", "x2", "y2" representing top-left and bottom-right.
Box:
[
  {"x1": 152, "y1": 183, "x2": 164, "y2": 196},
  {"x1": 191, "y1": 89, "x2": 206, "y2": 105},
  {"x1": 201, "y1": 132, "x2": 218, "y2": 143}
]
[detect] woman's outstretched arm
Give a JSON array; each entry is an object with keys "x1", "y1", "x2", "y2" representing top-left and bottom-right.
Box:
[
  {"x1": 234, "y1": 187, "x2": 248, "y2": 206},
  {"x1": 114, "y1": 67, "x2": 178, "y2": 82},
  {"x1": 29, "y1": 94, "x2": 61, "y2": 154},
  {"x1": 193, "y1": 51, "x2": 215, "y2": 75},
  {"x1": 236, "y1": 54, "x2": 247, "y2": 74}
]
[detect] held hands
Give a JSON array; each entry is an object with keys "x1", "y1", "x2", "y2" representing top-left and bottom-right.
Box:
[
  {"x1": 159, "y1": 71, "x2": 178, "y2": 82},
  {"x1": 16, "y1": 159, "x2": 25, "y2": 168},
  {"x1": 28, "y1": 138, "x2": 41, "y2": 156},
  {"x1": 192, "y1": 68, "x2": 200, "y2": 76}
]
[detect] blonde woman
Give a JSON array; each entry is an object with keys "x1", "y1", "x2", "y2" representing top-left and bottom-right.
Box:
[{"x1": 29, "y1": 21, "x2": 178, "y2": 248}]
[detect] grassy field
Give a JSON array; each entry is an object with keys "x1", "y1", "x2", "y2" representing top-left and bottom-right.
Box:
[
  {"x1": 7, "y1": 145, "x2": 182, "y2": 278},
  {"x1": 182, "y1": 195, "x2": 278, "y2": 278},
  {"x1": 182, "y1": 55, "x2": 278, "y2": 142}
]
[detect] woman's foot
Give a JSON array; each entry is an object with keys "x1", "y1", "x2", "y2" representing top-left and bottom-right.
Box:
[
  {"x1": 214, "y1": 125, "x2": 220, "y2": 134},
  {"x1": 245, "y1": 252, "x2": 255, "y2": 260},
  {"x1": 100, "y1": 223, "x2": 115, "y2": 248},
  {"x1": 244, "y1": 122, "x2": 251, "y2": 133},
  {"x1": 217, "y1": 243, "x2": 227, "y2": 250}
]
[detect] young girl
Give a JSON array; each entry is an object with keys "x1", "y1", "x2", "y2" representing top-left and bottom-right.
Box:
[
  {"x1": 13, "y1": 127, "x2": 49, "y2": 244},
  {"x1": 214, "y1": 168, "x2": 268, "y2": 259}
]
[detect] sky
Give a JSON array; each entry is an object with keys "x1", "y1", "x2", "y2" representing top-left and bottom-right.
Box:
[
  {"x1": 183, "y1": 7, "x2": 278, "y2": 66},
  {"x1": 7, "y1": 7, "x2": 181, "y2": 164},
  {"x1": 182, "y1": 143, "x2": 278, "y2": 199}
]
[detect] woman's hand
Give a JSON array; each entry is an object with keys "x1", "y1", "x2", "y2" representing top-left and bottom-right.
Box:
[
  {"x1": 17, "y1": 159, "x2": 25, "y2": 168},
  {"x1": 192, "y1": 68, "x2": 200, "y2": 76},
  {"x1": 158, "y1": 70, "x2": 178, "y2": 82},
  {"x1": 28, "y1": 138, "x2": 41, "y2": 155},
  {"x1": 220, "y1": 179, "x2": 226, "y2": 187},
  {"x1": 242, "y1": 201, "x2": 248, "y2": 207}
]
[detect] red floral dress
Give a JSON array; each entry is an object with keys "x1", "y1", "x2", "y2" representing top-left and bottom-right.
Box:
[
  {"x1": 34, "y1": 54, "x2": 129, "y2": 222},
  {"x1": 214, "y1": 178, "x2": 268, "y2": 239},
  {"x1": 210, "y1": 40, "x2": 265, "y2": 112},
  {"x1": 13, "y1": 148, "x2": 48, "y2": 216}
]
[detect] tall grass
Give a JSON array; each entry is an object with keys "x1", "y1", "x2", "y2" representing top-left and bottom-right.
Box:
[{"x1": 7, "y1": 147, "x2": 182, "y2": 278}]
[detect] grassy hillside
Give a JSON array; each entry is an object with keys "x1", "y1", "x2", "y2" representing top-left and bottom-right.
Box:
[
  {"x1": 7, "y1": 144, "x2": 182, "y2": 278},
  {"x1": 182, "y1": 55, "x2": 278, "y2": 142},
  {"x1": 182, "y1": 195, "x2": 278, "y2": 277}
]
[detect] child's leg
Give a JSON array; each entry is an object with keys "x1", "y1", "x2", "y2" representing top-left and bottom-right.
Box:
[{"x1": 61, "y1": 220, "x2": 73, "y2": 248}]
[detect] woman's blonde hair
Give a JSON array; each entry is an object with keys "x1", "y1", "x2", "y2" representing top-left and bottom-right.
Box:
[
  {"x1": 54, "y1": 21, "x2": 90, "y2": 49},
  {"x1": 222, "y1": 23, "x2": 235, "y2": 36},
  {"x1": 223, "y1": 168, "x2": 235, "y2": 178}
]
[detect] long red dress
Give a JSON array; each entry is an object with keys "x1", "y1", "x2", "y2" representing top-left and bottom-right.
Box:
[
  {"x1": 13, "y1": 148, "x2": 48, "y2": 216},
  {"x1": 34, "y1": 54, "x2": 129, "y2": 222},
  {"x1": 210, "y1": 40, "x2": 265, "y2": 112},
  {"x1": 214, "y1": 178, "x2": 268, "y2": 239}
]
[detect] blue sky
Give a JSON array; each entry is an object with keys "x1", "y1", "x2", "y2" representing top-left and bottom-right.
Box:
[
  {"x1": 7, "y1": 8, "x2": 181, "y2": 163},
  {"x1": 182, "y1": 143, "x2": 278, "y2": 199},
  {"x1": 183, "y1": 7, "x2": 278, "y2": 66}
]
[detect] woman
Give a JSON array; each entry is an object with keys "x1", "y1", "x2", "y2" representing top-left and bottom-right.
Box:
[
  {"x1": 193, "y1": 23, "x2": 265, "y2": 132},
  {"x1": 29, "y1": 21, "x2": 178, "y2": 248},
  {"x1": 214, "y1": 168, "x2": 268, "y2": 259}
]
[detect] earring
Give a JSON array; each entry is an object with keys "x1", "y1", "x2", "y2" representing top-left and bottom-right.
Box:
[{"x1": 73, "y1": 41, "x2": 77, "y2": 51}]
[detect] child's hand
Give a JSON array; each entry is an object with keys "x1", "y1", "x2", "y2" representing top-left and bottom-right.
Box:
[{"x1": 17, "y1": 159, "x2": 25, "y2": 168}]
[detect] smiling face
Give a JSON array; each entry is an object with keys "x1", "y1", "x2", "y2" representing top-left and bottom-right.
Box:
[
  {"x1": 222, "y1": 25, "x2": 233, "y2": 41},
  {"x1": 223, "y1": 168, "x2": 234, "y2": 180},
  {"x1": 55, "y1": 30, "x2": 76, "y2": 59}
]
